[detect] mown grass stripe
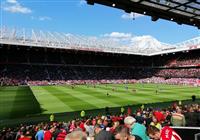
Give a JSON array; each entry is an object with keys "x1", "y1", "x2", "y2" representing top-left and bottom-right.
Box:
[
  {"x1": 44, "y1": 86, "x2": 99, "y2": 111},
  {"x1": 77, "y1": 85, "x2": 142, "y2": 105},
  {"x1": 58, "y1": 86, "x2": 120, "y2": 108},
  {"x1": 0, "y1": 86, "x2": 41, "y2": 119},
  {"x1": 96, "y1": 85, "x2": 166, "y2": 103},
  {"x1": 79, "y1": 86, "x2": 136, "y2": 106},
  {"x1": 31, "y1": 86, "x2": 74, "y2": 113}
]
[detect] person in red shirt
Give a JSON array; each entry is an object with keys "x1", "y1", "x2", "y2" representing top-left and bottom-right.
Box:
[
  {"x1": 18, "y1": 131, "x2": 32, "y2": 140},
  {"x1": 79, "y1": 121, "x2": 86, "y2": 132},
  {"x1": 147, "y1": 125, "x2": 182, "y2": 140},
  {"x1": 56, "y1": 129, "x2": 67, "y2": 140},
  {"x1": 153, "y1": 110, "x2": 165, "y2": 122},
  {"x1": 18, "y1": 136, "x2": 31, "y2": 140},
  {"x1": 44, "y1": 127, "x2": 55, "y2": 140}
]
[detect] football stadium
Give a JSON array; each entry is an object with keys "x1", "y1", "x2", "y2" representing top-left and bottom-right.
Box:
[{"x1": 0, "y1": 0, "x2": 200, "y2": 140}]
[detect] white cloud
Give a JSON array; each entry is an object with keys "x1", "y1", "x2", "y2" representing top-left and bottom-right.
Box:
[
  {"x1": 104, "y1": 32, "x2": 132, "y2": 39},
  {"x1": 78, "y1": 0, "x2": 86, "y2": 6},
  {"x1": 102, "y1": 32, "x2": 135, "y2": 45},
  {"x1": 6, "y1": 0, "x2": 18, "y2": 4},
  {"x1": 121, "y1": 12, "x2": 144, "y2": 20},
  {"x1": 31, "y1": 16, "x2": 52, "y2": 21},
  {"x1": 3, "y1": 0, "x2": 32, "y2": 14},
  {"x1": 4, "y1": 4, "x2": 32, "y2": 14},
  {"x1": 102, "y1": 32, "x2": 166, "y2": 52},
  {"x1": 103, "y1": 33, "x2": 158, "y2": 44}
]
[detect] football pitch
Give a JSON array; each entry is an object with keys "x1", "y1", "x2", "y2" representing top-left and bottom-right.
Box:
[{"x1": 0, "y1": 83, "x2": 199, "y2": 121}]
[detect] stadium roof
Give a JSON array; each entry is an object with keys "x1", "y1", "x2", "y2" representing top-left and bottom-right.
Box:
[
  {"x1": 0, "y1": 27, "x2": 200, "y2": 56},
  {"x1": 86, "y1": 0, "x2": 200, "y2": 29}
]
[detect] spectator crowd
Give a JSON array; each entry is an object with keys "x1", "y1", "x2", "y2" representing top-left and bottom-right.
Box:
[
  {"x1": 0, "y1": 45, "x2": 200, "y2": 86},
  {"x1": 0, "y1": 65, "x2": 200, "y2": 86},
  {"x1": 0, "y1": 103, "x2": 199, "y2": 140}
]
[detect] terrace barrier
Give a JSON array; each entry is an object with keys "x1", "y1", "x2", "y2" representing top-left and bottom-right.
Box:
[{"x1": 171, "y1": 126, "x2": 200, "y2": 140}]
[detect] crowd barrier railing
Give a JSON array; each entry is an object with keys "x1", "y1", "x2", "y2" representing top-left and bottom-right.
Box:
[{"x1": 171, "y1": 126, "x2": 200, "y2": 140}]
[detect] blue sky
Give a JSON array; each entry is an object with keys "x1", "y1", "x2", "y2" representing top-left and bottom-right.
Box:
[{"x1": 1, "y1": 0, "x2": 200, "y2": 44}]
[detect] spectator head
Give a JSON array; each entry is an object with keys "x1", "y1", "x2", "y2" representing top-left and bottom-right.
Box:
[
  {"x1": 152, "y1": 115, "x2": 158, "y2": 123},
  {"x1": 94, "y1": 124, "x2": 103, "y2": 135},
  {"x1": 189, "y1": 107, "x2": 194, "y2": 112},
  {"x1": 71, "y1": 120, "x2": 76, "y2": 125},
  {"x1": 176, "y1": 108, "x2": 182, "y2": 114},
  {"x1": 147, "y1": 126, "x2": 160, "y2": 140},
  {"x1": 49, "y1": 126, "x2": 56, "y2": 133},
  {"x1": 114, "y1": 125, "x2": 130, "y2": 140},
  {"x1": 124, "y1": 116, "x2": 136, "y2": 128},
  {"x1": 97, "y1": 119, "x2": 102, "y2": 125},
  {"x1": 65, "y1": 130, "x2": 87, "y2": 140},
  {"x1": 75, "y1": 121, "x2": 81, "y2": 128},
  {"x1": 103, "y1": 119, "x2": 109, "y2": 127},
  {"x1": 92, "y1": 119, "x2": 96, "y2": 125},
  {"x1": 21, "y1": 129, "x2": 27, "y2": 136},
  {"x1": 85, "y1": 119, "x2": 92, "y2": 126},
  {"x1": 112, "y1": 121, "x2": 120, "y2": 128},
  {"x1": 136, "y1": 112, "x2": 141, "y2": 116}
]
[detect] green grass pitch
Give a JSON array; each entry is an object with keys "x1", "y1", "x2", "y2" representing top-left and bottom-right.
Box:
[{"x1": 0, "y1": 83, "x2": 199, "y2": 120}]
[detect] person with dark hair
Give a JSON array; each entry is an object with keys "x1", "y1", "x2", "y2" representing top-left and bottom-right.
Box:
[
  {"x1": 135, "y1": 112, "x2": 145, "y2": 125},
  {"x1": 184, "y1": 106, "x2": 198, "y2": 126},
  {"x1": 94, "y1": 124, "x2": 114, "y2": 140},
  {"x1": 147, "y1": 125, "x2": 182, "y2": 140},
  {"x1": 114, "y1": 125, "x2": 142, "y2": 140},
  {"x1": 56, "y1": 128, "x2": 67, "y2": 140},
  {"x1": 44, "y1": 127, "x2": 55, "y2": 140},
  {"x1": 84, "y1": 119, "x2": 94, "y2": 137},
  {"x1": 18, "y1": 130, "x2": 32, "y2": 140}
]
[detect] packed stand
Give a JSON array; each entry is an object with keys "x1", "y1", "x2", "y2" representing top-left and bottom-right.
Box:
[
  {"x1": 0, "y1": 45, "x2": 200, "y2": 86},
  {"x1": 1, "y1": 64, "x2": 200, "y2": 86},
  {"x1": 0, "y1": 103, "x2": 199, "y2": 140},
  {"x1": 138, "y1": 77, "x2": 200, "y2": 86},
  {"x1": 155, "y1": 69, "x2": 200, "y2": 78}
]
